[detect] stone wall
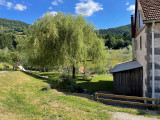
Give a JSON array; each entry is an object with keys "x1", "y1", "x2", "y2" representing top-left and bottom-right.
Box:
[
  {"x1": 135, "y1": 26, "x2": 148, "y2": 98},
  {"x1": 153, "y1": 23, "x2": 160, "y2": 99},
  {"x1": 135, "y1": 23, "x2": 160, "y2": 100}
]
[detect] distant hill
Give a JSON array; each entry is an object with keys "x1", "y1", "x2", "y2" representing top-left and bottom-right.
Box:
[
  {"x1": 99, "y1": 24, "x2": 131, "y2": 35},
  {"x1": 0, "y1": 18, "x2": 29, "y2": 34},
  {"x1": 0, "y1": 18, "x2": 29, "y2": 50},
  {"x1": 98, "y1": 24, "x2": 132, "y2": 49}
]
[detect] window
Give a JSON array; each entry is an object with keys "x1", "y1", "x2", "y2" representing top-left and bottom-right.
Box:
[
  {"x1": 140, "y1": 36, "x2": 142, "y2": 50},
  {"x1": 135, "y1": 39, "x2": 137, "y2": 50}
]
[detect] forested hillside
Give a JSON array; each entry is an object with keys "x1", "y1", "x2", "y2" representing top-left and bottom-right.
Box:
[
  {"x1": 0, "y1": 18, "x2": 29, "y2": 50},
  {"x1": 98, "y1": 24, "x2": 131, "y2": 49},
  {"x1": 99, "y1": 24, "x2": 131, "y2": 35},
  {"x1": 0, "y1": 18, "x2": 29, "y2": 34},
  {"x1": 0, "y1": 18, "x2": 29, "y2": 64}
]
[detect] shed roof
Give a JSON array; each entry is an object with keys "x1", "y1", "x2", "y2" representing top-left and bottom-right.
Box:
[
  {"x1": 111, "y1": 61, "x2": 142, "y2": 73},
  {"x1": 138, "y1": 0, "x2": 160, "y2": 21}
]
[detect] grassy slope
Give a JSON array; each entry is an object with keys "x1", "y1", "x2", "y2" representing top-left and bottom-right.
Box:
[
  {"x1": 29, "y1": 71, "x2": 160, "y2": 119},
  {"x1": 0, "y1": 71, "x2": 111, "y2": 120},
  {"x1": 0, "y1": 71, "x2": 159, "y2": 120}
]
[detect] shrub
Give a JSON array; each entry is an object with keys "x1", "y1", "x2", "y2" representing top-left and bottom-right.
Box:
[
  {"x1": 51, "y1": 74, "x2": 74, "y2": 92},
  {"x1": 60, "y1": 74, "x2": 74, "y2": 88}
]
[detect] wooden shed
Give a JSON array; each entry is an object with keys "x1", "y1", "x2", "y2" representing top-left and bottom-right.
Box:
[{"x1": 112, "y1": 61, "x2": 143, "y2": 97}]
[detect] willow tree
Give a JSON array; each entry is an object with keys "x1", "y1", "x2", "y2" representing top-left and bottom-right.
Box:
[{"x1": 27, "y1": 12, "x2": 106, "y2": 78}]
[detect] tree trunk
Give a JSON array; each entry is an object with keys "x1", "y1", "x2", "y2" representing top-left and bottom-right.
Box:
[{"x1": 72, "y1": 65, "x2": 76, "y2": 79}]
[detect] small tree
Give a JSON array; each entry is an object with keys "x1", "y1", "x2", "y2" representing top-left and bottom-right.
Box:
[{"x1": 27, "y1": 12, "x2": 106, "y2": 78}]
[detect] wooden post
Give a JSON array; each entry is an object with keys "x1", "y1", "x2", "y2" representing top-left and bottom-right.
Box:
[
  {"x1": 95, "y1": 93, "x2": 98, "y2": 101},
  {"x1": 155, "y1": 99, "x2": 158, "y2": 109}
]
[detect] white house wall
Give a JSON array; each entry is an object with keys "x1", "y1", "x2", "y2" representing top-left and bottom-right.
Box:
[{"x1": 135, "y1": 26, "x2": 148, "y2": 98}]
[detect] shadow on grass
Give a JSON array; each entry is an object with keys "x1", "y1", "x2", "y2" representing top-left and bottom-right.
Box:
[
  {"x1": 23, "y1": 71, "x2": 113, "y2": 94},
  {"x1": 76, "y1": 80, "x2": 113, "y2": 94}
]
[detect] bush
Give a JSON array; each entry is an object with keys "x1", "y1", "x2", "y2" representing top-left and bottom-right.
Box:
[
  {"x1": 51, "y1": 74, "x2": 75, "y2": 92},
  {"x1": 60, "y1": 74, "x2": 74, "y2": 88}
]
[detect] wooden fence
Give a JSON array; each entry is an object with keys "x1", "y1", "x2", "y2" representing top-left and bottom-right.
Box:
[{"x1": 95, "y1": 93, "x2": 158, "y2": 107}]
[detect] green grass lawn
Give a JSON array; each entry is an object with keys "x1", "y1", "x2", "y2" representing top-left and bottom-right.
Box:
[
  {"x1": 32, "y1": 71, "x2": 113, "y2": 94},
  {"x1": 0, "y1": 71, "x2": 111, "y2": 120},
  {"x1": 0, "y1": 71, "x2": 159, "y2": 119},
  {"x1": 75, "y1": 74, "x2": 113, "y2": 93}
]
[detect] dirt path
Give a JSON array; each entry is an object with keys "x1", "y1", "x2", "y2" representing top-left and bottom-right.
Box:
[{"x1": 111, "y1": 112, "x2": 158, "y2": 120}]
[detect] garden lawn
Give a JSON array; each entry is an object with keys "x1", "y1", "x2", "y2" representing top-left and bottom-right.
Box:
[
  {"x1": 75, "y1": 74, "x2": 113, "y2": 94},
  {"x1": 0, "y1": 71, "x2": 111, "y2": 120},
  {"x1": 0, "y1": 71, "x2": 159, "y2": 120},
  {"x1": 33, "y1": 72, "x2": 113, "y2": 94}
]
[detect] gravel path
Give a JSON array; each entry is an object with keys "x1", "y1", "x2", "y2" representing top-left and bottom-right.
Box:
[{"x1": 111, "y1": 112, "x2": 158, "y2": 120}]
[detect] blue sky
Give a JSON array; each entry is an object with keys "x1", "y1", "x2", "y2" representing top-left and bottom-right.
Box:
[{"x1": 0, "y1": 0, "x2": 135, "y2": 29}]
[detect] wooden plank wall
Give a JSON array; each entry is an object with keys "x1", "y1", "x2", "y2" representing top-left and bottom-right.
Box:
[{"x1": 113, "y1": 68, "x2": 143, "y2": 97}]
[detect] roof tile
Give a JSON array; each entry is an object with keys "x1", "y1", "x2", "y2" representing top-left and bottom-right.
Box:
[{"x1": 140, "y1": 0, "x2": 160, "y2": 21}]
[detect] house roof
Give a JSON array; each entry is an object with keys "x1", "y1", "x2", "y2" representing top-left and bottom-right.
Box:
[
  {"x1": 138, "y1": 0, "x2": 160, "y2": 21},
  {"x1": 111, "y1": 61, "x2": 142, "y2": 73}
]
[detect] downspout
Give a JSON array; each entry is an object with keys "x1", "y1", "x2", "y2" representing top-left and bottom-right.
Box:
[
  {"x1": 152, "y1": 21, "x2": 155, "y2": 104},
  {"x1": 131, "y1": 15, "x2": 135, "y2": 60}
]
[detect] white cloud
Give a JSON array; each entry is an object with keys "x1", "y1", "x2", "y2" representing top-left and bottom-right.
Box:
[
  {"x1": 58, "y1": 0, "x2": 63, "y2": 3},
  {"x1": 52, "y1": 1, "x2": 58, "y2": 6},
  {"x1": 127, "y1": 5, "x2": 135, "y2": 13},
  {"x1": 49, "y1": 6, "x2": 53, "y2": 10},
  {"x1": 14, "y1": 4, "x2": 27, "y2": 11},
  {"x1": 0, "y1": 0, "x2": 27, "y2": 11},
  {"x1": 75, "y1": 0, "x2": 103, "y2": 17},
  {"x1": 0, "y1": 0, "x2": 13, "y2": 9},
  {"x1": 0, "y1": 0, "x2": 5, "y2": 5},
  {"x1": 50, "y1": 11, "x2": 58, "y2": 16},
  {"x1": 6, "y1": 2, "x2": 13, "y2": 9},
  {"x1": 126, "y1": 1, "x2": 129, "y2": 6},
  {"x1": 52, "y1": 0, "x2": 63, "y2": 6}
]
